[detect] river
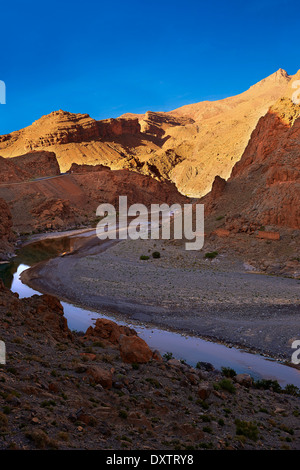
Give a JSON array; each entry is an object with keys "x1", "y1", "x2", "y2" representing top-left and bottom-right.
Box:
[{"x1": 1, "y1": 229, "x2": 300, "y2": 387}]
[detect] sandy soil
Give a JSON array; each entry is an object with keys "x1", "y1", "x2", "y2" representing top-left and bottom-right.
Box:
[{"x1": 21, "y1": 236, "x2": 300, "y2": 361}]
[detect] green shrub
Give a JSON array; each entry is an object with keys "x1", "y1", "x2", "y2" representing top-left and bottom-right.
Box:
[
  {"x1": 25, "y1": 430, "x2": 57, "y2": 449},
  {"x1": 204, "y1": 251, "x2": 218, "y2": 259},
  {"x1": 93, "y1": 341, "x2": 104, "y2": 348},
  {"x1": 235, "y1": 419, "x2": 258, "y2": 441},
  {"x1": 140, "y1": 255, "x2": 150, "y2": 260},
  {"x1": 163, "y1": 352, "x2": 173, "y2": 360},
  {"x1": 218, "y1": 379, "x2": 236, "y2": 394},
  {"x1": 284, "y1": 384, "x2": 300, "y2": 397},
  {"x1": 202, "y1": 426, "x2": 213, "y2": 434},
  {"x1": 119, "y1": 410, "x2": 128, "y2": 419},
  {"x1": 201, "y1": 415, "x2": 211, "y2": 423},
  {"x1": 196, "y1": 361, "x2": 214, "y2": 371},
  {"x1": 254, "y1": 379, "x2": 281, "y2": 393},
  {"x1": 3, "y1": 406, "x2": 11, "y2": 415},
  {"x1": 0, "y1": 412, "x2": 8, "y2": 430},
  {"x1": 196, "y1": 400, "x2": 210, "y2": 410},
  {"x1": 221, "y1": 367, "x2": 237, "y2": 378},
  {"x1": 152, "y1": 251, "x2": 161, "y2": 259},
  {"x1": 146, "y1": 377, "x2": 161, "y2": 389}
]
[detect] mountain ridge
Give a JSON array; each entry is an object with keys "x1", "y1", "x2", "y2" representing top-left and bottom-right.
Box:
[{"x1": 0, "y1": 68, "x2": 298, "y2": 198}]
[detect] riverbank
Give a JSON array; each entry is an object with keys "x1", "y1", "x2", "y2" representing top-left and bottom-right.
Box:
[{"x1": 21, "y1": 236, "x2": 300, "y2": 361}]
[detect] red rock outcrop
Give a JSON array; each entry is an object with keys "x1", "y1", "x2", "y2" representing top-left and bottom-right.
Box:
[
  {"x1": 85, "y1": 319, "x2": 154, "y2": 364},
  {"x1": 10, "y1": 151, "x2": 60, "y2": 178},
  {"x1": 97, "y1": 117, "x2": 140, "y2": 138},
  {"x1": 0, "y1": 155, "x2": 31, "y2": 183},
  {"x1": 0, "y1": 281, "x2": 72, "y2": 342},
  {"x1": 33, "y1": 294, "x2": 72, "y2": 341},
  {"x1": 0, "y1": 151, "x2": 60, "y2": 183},
  {"x1": 85, "y1": 318, "x2": 136, "y2": 345},
  {"x1": 29, "y1": 198, "x2": 81, "y2": 231},
  {"x1": 67, "y1": 163, "x2": 110, "y2": 173},
  {"x1": 139, "y1": 111, "x2": 194, "y2": 137},
  {"x1": 210, "y1": 176, "x2": 226, "y2": 199}
]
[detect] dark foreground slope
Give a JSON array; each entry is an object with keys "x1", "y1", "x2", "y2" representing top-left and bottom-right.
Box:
[{"x1": 0, "y1": 282, "x2": 299, "y2": 450}]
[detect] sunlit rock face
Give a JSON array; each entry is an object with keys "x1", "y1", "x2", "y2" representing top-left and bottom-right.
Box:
[
  {"x1": 0, "y1": 69, "x2": 294, "y2": 197},
  {"x1": 201, "y1": 92, "x2": 300, "y2": 231}
]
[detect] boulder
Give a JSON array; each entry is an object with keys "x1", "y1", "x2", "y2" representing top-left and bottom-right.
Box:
[
  {"x1": 85, "y1": 318, "x2": 136, "y2": 345},
  {"x1": 86, "y1": 366, "x2": 113, "y2": 389},
  {"x1": 257, "y1": 231, "x2": 280, "y2": 241},
  {"x1": 234, "y1": 373, "x2": 253, "y2": 388},
  {"x1": 167, "y1": 358, "x2": 182, "y2": 368},
  {"x1": 197, "y1": 382, "x2": 213, "y2": 400},
  {"x1": 213, "y1": 228, "x2": 230, "y2": 237},
  {"x1": 119, "y1": 334, "x2": 153, "y2": 364}
]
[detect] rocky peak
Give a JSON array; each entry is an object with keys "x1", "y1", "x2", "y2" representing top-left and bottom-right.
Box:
[{"x1": 247, "y1": 69, "x2": 290, "y2": 93}]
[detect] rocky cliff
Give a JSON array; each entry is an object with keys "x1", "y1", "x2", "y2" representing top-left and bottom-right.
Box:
[{"x1": 196, "y1": 88, "x2": 300, "y2": 277}]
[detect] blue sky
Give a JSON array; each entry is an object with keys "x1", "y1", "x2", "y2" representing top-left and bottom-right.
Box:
[{"x1": 0, "y1": 0, "x2": 299, "y2": 134}]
